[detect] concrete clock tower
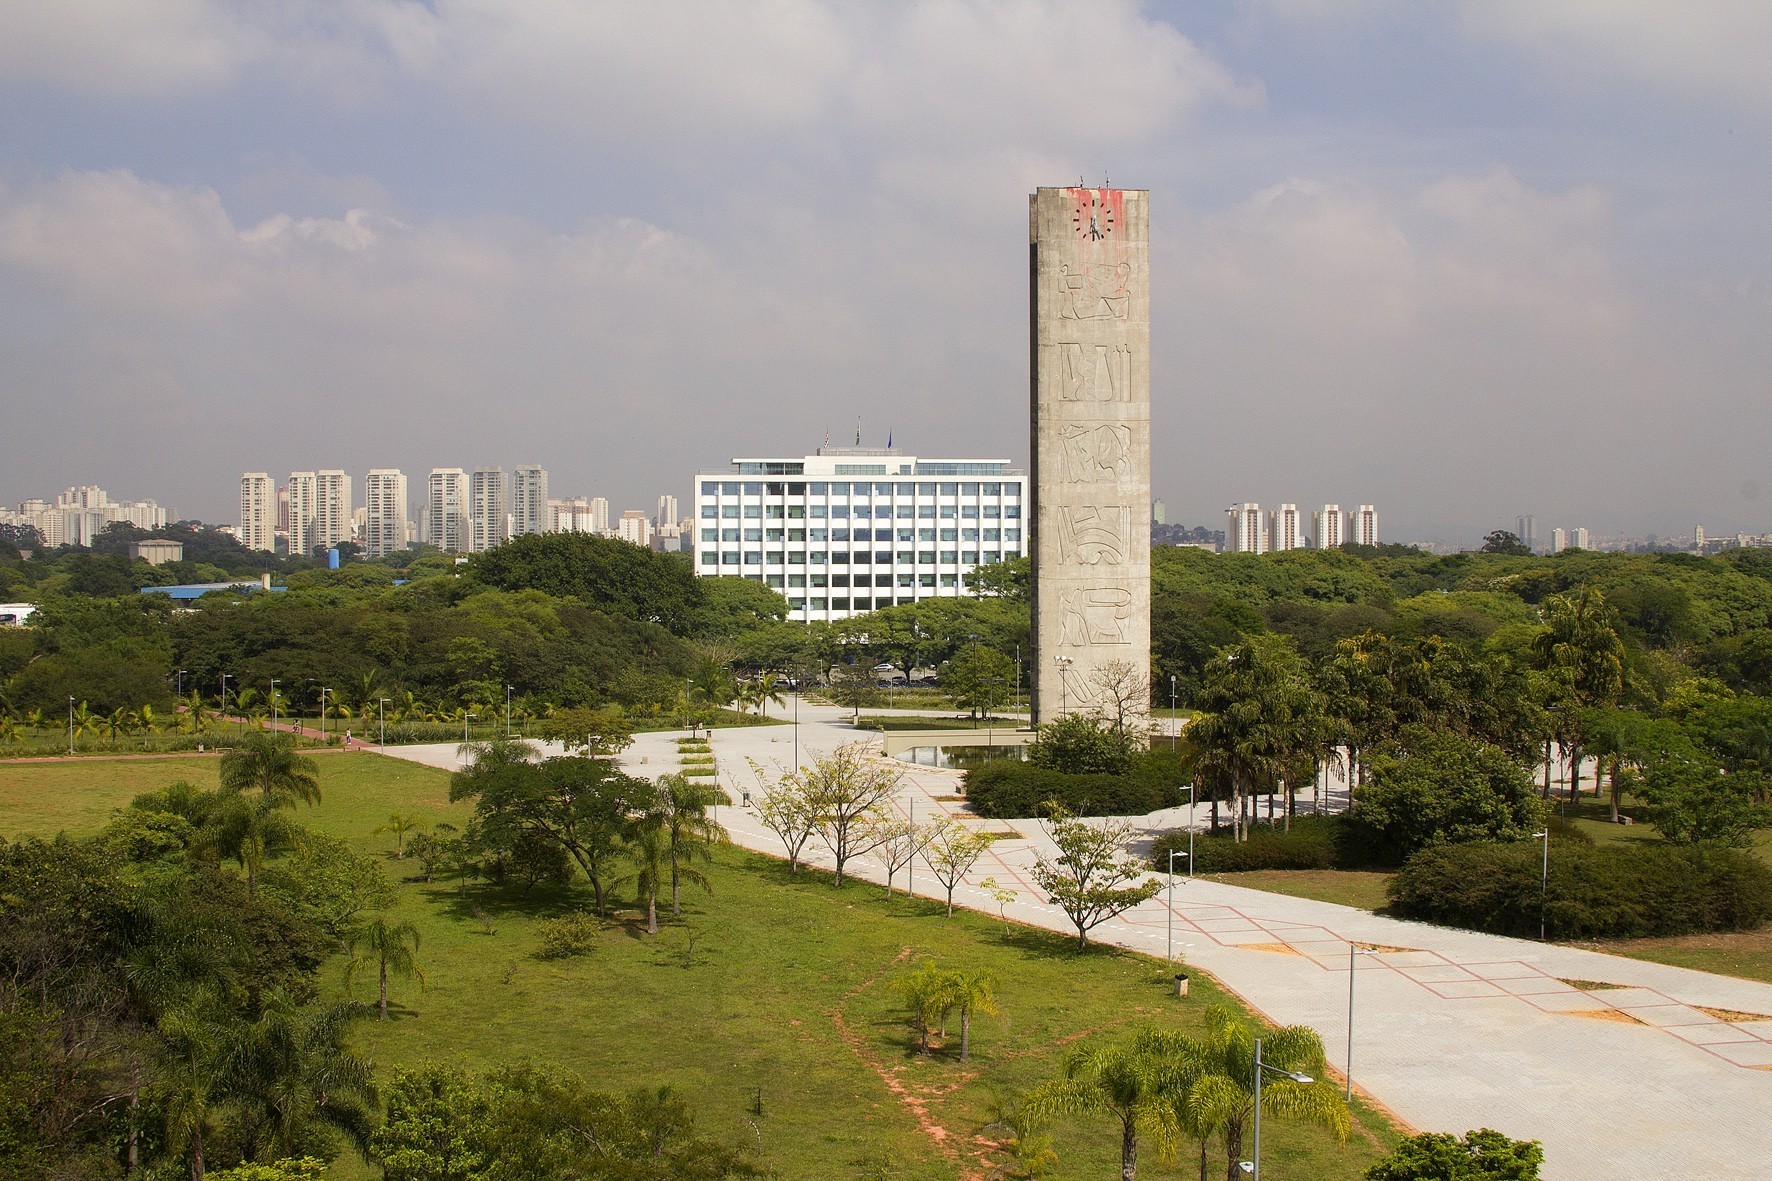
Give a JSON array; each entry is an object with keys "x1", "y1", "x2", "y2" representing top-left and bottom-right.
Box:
[{"x1": 1028, "y1": 187, "x2": 1152, "y2": 726}]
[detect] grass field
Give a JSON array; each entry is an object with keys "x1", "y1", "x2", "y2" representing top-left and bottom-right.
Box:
[
  {"x1": 1, "y1": 753, "x2": 1402, "y2": 1180},
  {"x1": 1203, "y1": 870, "x2": 1396, "y2": 913}
]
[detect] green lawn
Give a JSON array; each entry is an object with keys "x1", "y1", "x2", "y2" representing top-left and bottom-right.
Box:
[
  {"x1": 1, "y1": 754, "x2": 1402, "y2": 1180},
  {"x1": 1203, "y1": 870, "x2": 1397, "y2": 913}
]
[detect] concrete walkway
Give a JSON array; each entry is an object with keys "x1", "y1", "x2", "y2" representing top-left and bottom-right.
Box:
[{"x1": 387, "y1": 700, "x2": 1772, "y2": 1180}]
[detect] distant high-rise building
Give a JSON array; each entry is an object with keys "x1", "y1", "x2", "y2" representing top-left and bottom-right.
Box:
[
  {"x1": 1314, "y1": 504, "x2": 1343, "y2": 549},
  {"x1": 511, "y1": 465, "x2": 549, "y2": 537},
  {"x1": 1551, "y1": 527, "x2": 1568, "y2": 553},
  {"x1": 241, "y1": 473, "x2": 275, "y2": 552},
  {"x1": 1226, "y1": 503, "x2": 1266, "y2": 553},
  {"x1": 1151, "y1": 498, "x2": 1166, "y2": 526},
  {"x1": 589, "y1": 496, "x2": 610, "y2": 534},
  {"x1": 1572, "y1": 527, "x2": 1590, "y2": 550},
  {"x1": 276, "y1": 485, "x2": 290, "y2": 535},
  {"x1": 655, "y1": 494, "x2": 679, "y2": 530},
  {"x1": 287, "y1": 472, "x2": 317, "y2": 557},
  {"x1": 314, "y1": 470, "x2": 352, "y2": 551},
  {"x1": 363, "y1": 470, "x2": 408, "y2": 558},
  {"x1": 617, "y1": 510, "x2": 652, "y2": 548},
  {"x1": 427, "y1": 468, "x2": 468, "y2": 554},
  {"x1": 1352, "y1": 504, "x2": 1379, "y2": 547},
  {"x1": 1695, "y1": 525, "x2": 1706, "y2": 550},
  {"x1": 1517, "y1": 514, "x2": 1535, "y2": 553},
  {"x1": 1270, "y1": 504, "x2": 1303, "y2": 551},
  {"x1": 469, "y1": 467, "x2": 508, "y2": 552}
]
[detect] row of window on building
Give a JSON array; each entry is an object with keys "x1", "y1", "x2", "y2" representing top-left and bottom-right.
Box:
[
  {"x1": 1225, "y1": 503, "x2": 1379, "y2": 553},
  {"x1": 0, "y1": 485, "x2": 168, "y2": 548}
]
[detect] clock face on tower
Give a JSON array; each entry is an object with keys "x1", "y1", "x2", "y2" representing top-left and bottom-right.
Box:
[{"x1": 1072, "y1": 192, "x2": 1115, "y2": 241}]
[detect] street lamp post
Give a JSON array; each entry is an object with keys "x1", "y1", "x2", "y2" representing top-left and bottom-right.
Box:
[
  {"x1": 465, "y1": 711, "x2": 476, "y2": 746},
  {"x1": 1249, "y1": 1038, "x2": 1315, "y2": 1181},
  {"x1": 505, "y1": 685, "x2": 513, "y2": 738},
  {"x1": 379, "y1": 698, "x2": 390, "y2": 752},
  {"x1": 1533, "y1": 830, "x2": 1549, "y2": 941},
  {"x1": 1014, "y1": 643, "x2": 1022, "y2": 719},
  {"x1": 319, "y1": 688, "x2": 329, "y2": 741},
  {"x1": 1170, "y1": 674, "x2": 1179, "y2": 751},
  {"x1": 219, "y1": 674, "x2": 232, "y2": 733},
  {"x1": 1183, "y1": 784, "x2": 1196, "y2": 878},
  {"x1": 792, "y1": 687, "x2": 800, "y2": 771},
  {"x1": 1346, "y1": 944, "x2": 1380, "y2": 1100},
  {"x1": 269, "y1": 679, "x2": 279, "y2": 735},
  {"x1": 1166, "y1": 849, "x2": 1189, "y2": 962},
  {"x1": 68, "y1": 696, "x2": 75, "y2": 755},
  {"x1": 174, "y1": 669, "x2": 186, "y2": 699},
  {"x1": 1053, "y1": 655, "x2": 1072, "y2": 717}
]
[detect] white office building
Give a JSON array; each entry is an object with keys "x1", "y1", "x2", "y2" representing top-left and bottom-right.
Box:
[
  {"x1": 1352, "y1": 504, "x2": 1379, "y2": 546},
  {"x1": 427, "y1": 468, "x2": 468, "y2": 554},
  {"x1": 1270, "y1": 503, "x2": 1303, "y2": 552},
  {"x1": 469, "y1": 467, "x2": 508, "y2": 552},
  {"x1": 511, "y1": 465, "x2": 549, "y2": 537},
  {"x1": 241, "y1": 474, "x2": 275, "y2": 552},
  {"x1": 655, "y1": 494, "x2": 679, "y2": 529},
  {"x1": 1572, "y1": 527, "x2": 1590, "y2": 550},
  {"x1": 363, "y1": 470, "x2": 409, "y2": 557},
  {"x1": 1314, "y1": 504, "x2": 1343, "y2": 549},
  {"x1": 1551, "y1": 527, "x2": 1568, "y2": 553},
  {"x1": 617, "y1": 510, "x2": 652, "y2": 548},
  {"x1": 1226, "y1": 503, "x2": 1267, "y2": 554},
  {"x1": 693, "y1": 449, "x2": 1027, "y2": 622},
  {"x1": 314, "y1": 470, "x2": 352, "y2": 551}
]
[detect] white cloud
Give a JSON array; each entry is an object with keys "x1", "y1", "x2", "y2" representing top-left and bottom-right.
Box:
[{"x1": 1461, "y1": 1, "x2": 1772, "y2": 113}]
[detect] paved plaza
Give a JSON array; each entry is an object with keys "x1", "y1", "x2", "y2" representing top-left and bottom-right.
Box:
[{"x1": 390, "y1": 699, "x2": 1772, "y2": 1180}]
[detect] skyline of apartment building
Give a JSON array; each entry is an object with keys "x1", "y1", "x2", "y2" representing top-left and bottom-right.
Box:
[{"x1": 363, "y1": 469, "x2": 408, "y2": 558}]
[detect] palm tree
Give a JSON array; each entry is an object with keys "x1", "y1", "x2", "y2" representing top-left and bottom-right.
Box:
[
  {"x1": 1190, "y1": 1006, "x2": 1350, "y2": 1181},
  {"x1": 235, "y1": 990, "x2": 377, "y2": 1160},
  {"x1": 155, "y1": 999, "x2": 238, "y2": 1181},
  {"x1": 1022, "y1": 1036, "x2": 1189, "y2": 1181},
  {"x1": 752, "y1": 671, "x2": 787, "y2": 718},
  {"x1": 219, "y1": 732, "x2": 321, "y2": 807},
  {"x1": 655, "y1": 772, "x2": 730, "y2": 916},
  {"x1": 618, "y1": 800, "x2": 673, "y2": 935},
  {"x1": 1532, "y1": 588, "x2": 1626, "y2": 801},
  {"x1": 69, "y1": 701, "x2": 100, "y2": 751},
  {"x1": 949, "y1": 969, "x2": 999, "y2": 1063},
  {"x1": 892, "y1": 959, "x2": 957, "y2": 1053},
  {"x1": 1188, "y1": 638, "x2": 1317, "y2": 840},
  {"x1": 375, "y1": 812, "x2": 424, "y2": 858},
  {"x1": 348, "y1": 915, "x2": 425, "y2": 1020},
  {"x1": 196, "y1": 791, "x2": 302, "y2": 897}
]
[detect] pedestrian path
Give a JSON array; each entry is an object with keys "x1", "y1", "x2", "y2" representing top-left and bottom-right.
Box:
[{"x1": 387, "y1": 704, "x2": 1772, "y2": 1180}]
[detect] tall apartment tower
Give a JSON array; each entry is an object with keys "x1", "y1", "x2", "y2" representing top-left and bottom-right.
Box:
[
  {"x1": 1551, "y1": 527, "x2": 1568, "y2": 553},
  {"x1": 427, "y1": 468, "x2": 468, "y2": 554},
  {"x1": 1517, "y1": 514, "x2": 1536, "y2": 553},
  {"x1": 1271, "y1": 504, "x2": 1303, "y2": 551},
  {"x1": 1572, "y1": 528, "x2": 1590, "y2": 550},
  {"x1": 363, "y1": 470, "x2": 408, "y2": 558},
  {"x1": 286, "y1": 472, "x2": 317, "y2": 557},
  {"x1": 1028, "y1": 186, "x2": 1151, "y2": 726},
  {"x1": 469, "y1": 467, "x2": 508, "y2": 552},
  {"x1": 1352, "y1": 504, "x2": 1379, "y2": 546},
  {"x1": 314, "y1": 470, "x2": 352, "y2": 551},
  {"x1": 617, "y1": 510, "x2": 652, "y2": 548},
  {"x1": 1226, "y1": 503, "x2": 1267, "y2": 554},
  {"x1": 655, "y1": 494, "x2": 679, "y2": 529},
  {"x1": 240, "y1": 473, "x2": 275, "y2": 552},
  {"x1": 511, "y1": 465, "x2": 549, "y2": 537},
  {"x1": 589, "y1": 496, "x2": 610, "y2": 534},
  {"x1": 1314, "y1": 504, "x2": 1344, "y2": 549}
]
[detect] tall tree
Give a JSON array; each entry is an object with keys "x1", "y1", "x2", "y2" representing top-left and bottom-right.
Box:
[
  {"x1": 220, "y1": 733, "x2": 321, "y2": 808},
  {"x1": 1022, "y1": 1036, "x2": 1189, "y2": 1181},
  {"x1": 1190, "y1": 1006, "x2": 1350, "y2": 1181},
  {"x1": 799, "y1": 744, "x2": 903, "y2": 887},
  {"x1": 348, "y1": 916, "x2": 425, "y2": 1020},
  {"x1": 654, "y1": 772, "x2": 730, "y2": 916},
  {"x1": 1030, "y1": 806, "x2": 1162, "y2": 951}
]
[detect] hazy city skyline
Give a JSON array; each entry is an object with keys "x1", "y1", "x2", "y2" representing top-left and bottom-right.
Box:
[{"x1": 1, "y1": 3, "x2": 1767, "y2": 547}]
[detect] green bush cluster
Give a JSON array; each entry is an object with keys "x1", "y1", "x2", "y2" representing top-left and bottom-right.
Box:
[
  {"x1": 536, "y1": 912, "x2": 601, "y2": 959},
  {"x1": 1151, "y1": 815, "x2": 1345, "y2": 873},
  {"x1": 1388, "y1": 839, "x2": 1772, "y2": 938},
  {"x1": 962, "y1": 761, "x2": 1182, "y2": 819}
]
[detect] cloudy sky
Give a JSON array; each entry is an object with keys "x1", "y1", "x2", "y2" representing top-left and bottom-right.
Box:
[{"x1": 1, "y1": 1, "x2": 1766, "y2": 546}]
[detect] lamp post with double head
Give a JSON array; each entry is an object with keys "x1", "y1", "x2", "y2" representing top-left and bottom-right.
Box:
[
  {"x1": 1170, "y1": 674, "x2": 1178, "y2": 751},
  {"x1": 1534, "y1": 830, "x2": 1549, "y2": 940},
  {"x1": 1053, "y1": 655, "x2": 1072, "y2": 718},
  {"x1": 505, "y1": 685, "x2": 513, "y2": 738},
  {"x1": 269, "y1": 678, "x2": 279, "y2": 734},
  {"x1": 1346, "y1": 945, "x2": 1380, "y2": 1100},
  {"x1": 1166, "y1": 849, "x2": 1189, "y2": 961},
  {"x1": 1249, "y1": 1038, "x2": 1315, "y2": 1181}
]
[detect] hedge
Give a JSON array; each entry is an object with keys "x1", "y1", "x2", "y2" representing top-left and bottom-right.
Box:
[
  {"x1": 962, "y1": 761, "x2": 1182, "y2": 819},
  {"x1": 1388, "y1": 839, "x2": 1772, "y2": 939},
  {"x1": 1151, "y1": 815, "x2": 1344, "y2": 873}
]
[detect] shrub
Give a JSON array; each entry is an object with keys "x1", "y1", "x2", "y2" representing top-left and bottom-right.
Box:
[
  {"x1": 1388, "y1": 839, "x2": 1772, "y2": 939},
  {"x1": 681, "y1": 766, "x2": 719, "y2": 777},
  {"x1": 1152, "y1": 814, "x2": 1344, "y2": 873},
  {"x1": 536, "y1": 913, "x2": 600, "y2": 959},
  {"x1": 679, "y1": 755, "x2": 716, "y2": 765},
  {"x1": 962, "y1": 761, "x2": 1181, "y2": 818},
  {"x1": 1347, "y1": 729, "x2": 1544, "y2": 862},
  {"x1": 1365, "y1": 1129, "x2": 1542, "y2": 1180}
]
